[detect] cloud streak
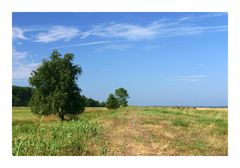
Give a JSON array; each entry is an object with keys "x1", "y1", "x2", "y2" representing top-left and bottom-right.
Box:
[
  {"x1": 34, "y1": 25, "x2": 80, "y2": 43},
  {"x1": 83, "y1": 22, "x2": 161, "y2": 41},
  {"x1": 13, "y1": 13, "x2": 227, "y2": 44},
  {"x1": 178, "y1": 12, "x2": 227, "y2": 22},
  {"x1": 54, "y1": 40, "x2": 123, "y2": 49}
]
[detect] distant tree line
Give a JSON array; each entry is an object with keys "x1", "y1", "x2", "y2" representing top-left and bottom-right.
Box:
[
  {"x1": 81, "y1": 95, "x2": 105, "y2": 107},
  {"x1": 12, "y1": 85, "x2": 33, "y2": 106},
  {"x1": 12, "y1": 85, "x2": 105, "y2": 107}
]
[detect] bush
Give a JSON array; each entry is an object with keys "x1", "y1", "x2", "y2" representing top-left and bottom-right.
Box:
[{"x1": 105, "y1": 94, "x2": 119, "y2": 109}]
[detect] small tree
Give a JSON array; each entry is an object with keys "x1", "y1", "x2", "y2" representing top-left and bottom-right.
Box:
[
  {"x1": 29, "y1": 50, "x2": 84, "y2": 120},
  {"x1": 115, "y1": 88, "x2": 129, "y2": 107},
  {"x1": 105, "y1": 94, "x2": 119, "y2": 109}
]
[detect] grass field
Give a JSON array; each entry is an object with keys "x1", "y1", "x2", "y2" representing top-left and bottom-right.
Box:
[{"x1": 12, "y1": 106, "x2": 228, "y2": 156}]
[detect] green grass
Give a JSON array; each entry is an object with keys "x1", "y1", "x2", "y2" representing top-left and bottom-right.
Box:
[
  {"x1": 12, "y1": 106, "x2": 228, "y2": 156},
  {"x1": 172, "y1": 119, "x2": 189, "y2": 127},
  {"x1": 12, "y1": 118, "x2": 107, "y2": 156}
]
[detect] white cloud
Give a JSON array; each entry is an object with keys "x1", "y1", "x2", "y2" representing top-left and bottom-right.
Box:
[
  {"x1": 81, "y1": 20, "x2": 227, "y2": 41},
  {"x1": 178, "y1": 13, "x2": 227, "y2": 22},
  {"x1": 178, "y1": 17, "x2": 192, "y2": 22},
  {"x1": 84, "y1": 22, "x2": 161, "y2": 40},
  {"x1": 55, "y1": 40, "x2": 122, "y2": 49},
  {"x1": 13, "y1": 14, "x2": 227, "y2": 44},
  {"x1": 199, "y1": 12, "x2": 227, "y2": 18},
  {"x1": 34, "y1": 25, "x2": 80, "y2": 43},
  {"x1": 13, "y1": 62, "x2": 40, "y2": 80},
  {"x1": 13, "y1": 48, "x2": 28, "y2": 59},
  {"x1": 12, "y1": 48, "x2": 39, "y2": 81},
  {"x1": 12, "y1": 27, "x2": 27, "y2": 40}
]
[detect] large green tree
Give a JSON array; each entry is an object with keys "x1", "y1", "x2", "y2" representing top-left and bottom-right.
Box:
[
  {"x1": 105, "y1": 94, "x2": 119, "y2": 109},
  {"x1": 115, "y1": 88, "x2": 129, "y2": 107},
  {"x1": 29, "y1": 50, "x2": 84, "y2": 120}
]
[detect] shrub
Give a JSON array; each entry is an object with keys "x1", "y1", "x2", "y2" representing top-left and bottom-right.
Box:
[{"x1": 105, "y1": 94, "x2": 120, "y2": 109}]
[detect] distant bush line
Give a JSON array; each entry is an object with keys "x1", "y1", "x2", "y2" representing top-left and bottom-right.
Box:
[
  {"x1": 12, "y1": 85, "x2": 105, "y2": 107},
  {"x1": 12, "y1": 85, "x2": 33, "y2": 106}
]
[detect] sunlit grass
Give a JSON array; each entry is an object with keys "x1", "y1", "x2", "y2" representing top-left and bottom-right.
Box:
[{"x1": 12, "y1": 106, "x2": 228, "y2": 156}]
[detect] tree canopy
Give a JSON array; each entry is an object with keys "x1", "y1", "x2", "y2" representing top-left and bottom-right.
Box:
[
  {"x1": 115, "y1": 88, "x2": 129, "y2": 107},
  {"x1": 29, "y1": 50, "x2": 84, "y2": 120},
  {"x1": 105, "y1": 94, "x2": 119, "y2": 109}
]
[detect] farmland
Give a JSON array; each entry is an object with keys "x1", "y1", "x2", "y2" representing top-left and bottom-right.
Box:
[{"x1": 12, "y1": 106, "x2": 228, "y2": 156}]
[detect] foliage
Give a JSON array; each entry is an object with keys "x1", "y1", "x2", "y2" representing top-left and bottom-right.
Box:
[
  {"x1": 100, "y1": 101, "x2": 106, "y2": 107},
  {"x1": 12, "y1": 86, "x2": 33, "y2": 106},
  {"x1": 12, "y1": 117, "x2": 105, "y2": 156},
  {"x1": 81, "y1": 95, "x2": 105, "y2": 107},
  {"x1": 105, "y1": 94, "x2": 120, "y2": 109},
  {"x1": 29, "y1": 50, "x2": 84, "y2": 120},
  {"x1": 12, "y1": 85, "x2": 104, "y2": 108},
  {"x1": 115, "y1": 88, "x2": 129, "y2": 107}
]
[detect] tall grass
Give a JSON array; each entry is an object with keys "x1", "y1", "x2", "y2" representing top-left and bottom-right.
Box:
[{"x1": 12, "y1": 117, "x2": 106, "y2": 156}]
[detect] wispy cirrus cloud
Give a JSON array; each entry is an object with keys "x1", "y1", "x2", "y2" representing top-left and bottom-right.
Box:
[
  {"x1": 13, "y1": 62, "x2": 40, "y2": 80},
  {"x1": 55, "y1": 40, "x2": 123, "y2": 49},
  {"x1": 34, "y1": 25, "x2": 80, "y2": 43},
  {"x1": 81, "y1": 20, "x2": 227, "y2": 41},
  {"x1": 13, "y1": 13, "x2": 227, "y2": 44},
  {"x1": 12, "y1": 27, "x2": 28, "y2": 40},
  {"x1": 83, "y1": 22, "x2": 161, "y2": 41},
  {"x1": 12, "y1": 25, "x2": 80, "y2": 43},
  {"x1": 178, "y1": 12, "x2": 227, "y2": 22},
  {"x1": 12, "y1": 48, "x2": 40, "y2": 80},
  {"x1": 13, "y1": 48, "x2": 28, "y2": 59}
]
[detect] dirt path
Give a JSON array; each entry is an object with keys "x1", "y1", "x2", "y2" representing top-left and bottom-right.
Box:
[{"x1": 102, "y1": 109, "x2": 167, "y2": 155}]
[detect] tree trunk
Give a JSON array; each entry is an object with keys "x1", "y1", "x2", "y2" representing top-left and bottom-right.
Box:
[
  {"x1": 59, "y1": 109, "x2": 64, "y2": 121},
  {"x1": 60, "y1": 114, "x2": 64, "y2": 121}
]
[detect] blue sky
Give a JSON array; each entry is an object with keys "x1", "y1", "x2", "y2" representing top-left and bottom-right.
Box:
[{"x1": 12, "y1": 12, "x2": 228, "y2": 106}]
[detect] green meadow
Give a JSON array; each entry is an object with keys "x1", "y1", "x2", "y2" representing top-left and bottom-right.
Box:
[{"x1": 12, "y1": 106, "x2": 228, "y2": 156}]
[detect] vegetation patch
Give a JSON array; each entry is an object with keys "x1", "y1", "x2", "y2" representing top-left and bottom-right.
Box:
[
  {"x1": 12, "y1": 117, "x2": 106, "y2": 156},
  {"x1": 172, "y1": 119, "x2": 189, "y2": 127}
]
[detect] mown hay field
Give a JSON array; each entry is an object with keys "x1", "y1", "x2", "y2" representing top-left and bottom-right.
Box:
[{"x1": 12, "y1": 106, "x2": 228, "y2": 156}]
